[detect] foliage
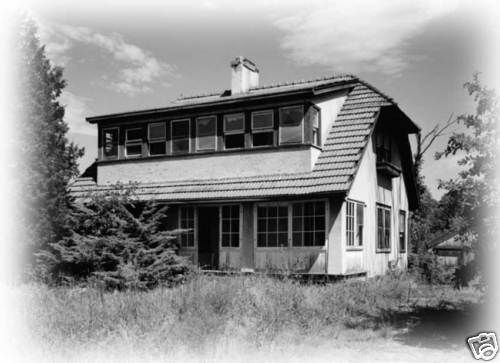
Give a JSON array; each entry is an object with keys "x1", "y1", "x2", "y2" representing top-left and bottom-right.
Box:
[
  {"x1": 435, "y1": 73, "x2": 499, "y2": 286},
  {"x1": 15, "y1": 17, "x2": 84, "y2": 270},
  {"x1": 408, "y1": 251, "x2": 455, "y2": 285},
  {"x1": 24, "y1": 273, "x2": 480, "y2": 358},
  {"x1": 35, "y1": 187, "x2": 193, "y2": 289}
]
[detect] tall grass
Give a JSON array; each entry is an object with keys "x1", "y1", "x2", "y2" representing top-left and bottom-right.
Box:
[{"x1": 22, "y1": 272, "x2": 478, "y2": 359}]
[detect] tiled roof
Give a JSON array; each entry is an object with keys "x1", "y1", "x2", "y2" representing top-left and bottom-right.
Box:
[{"x1": 71, "y1": 78, "x2": 397, "y2": 202}]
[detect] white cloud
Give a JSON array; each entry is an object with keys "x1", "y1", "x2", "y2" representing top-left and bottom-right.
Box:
[
  {"x1": 273, "y1": 0, "x2": 458, "y2": 76},
  {"x1": 41, "y1": 24, "x2": 176, "y2": 96},
  {"x1": 59, "y1": 91, "x2": 95, "y2": 136}
]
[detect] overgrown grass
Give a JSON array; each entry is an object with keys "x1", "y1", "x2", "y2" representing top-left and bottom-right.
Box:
[{"x1": 21, "y1": 272, "x2": 479, "y2": 359}]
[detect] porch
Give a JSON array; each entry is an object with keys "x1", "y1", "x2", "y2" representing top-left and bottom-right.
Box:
[{"x1": 173, "y1": 200, "x2": 333, "y2": 275}]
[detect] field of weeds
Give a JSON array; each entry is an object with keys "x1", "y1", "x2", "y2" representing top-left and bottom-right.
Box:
[{"x1": 13, "y1": 272, "x2": 482, "y2": 362}]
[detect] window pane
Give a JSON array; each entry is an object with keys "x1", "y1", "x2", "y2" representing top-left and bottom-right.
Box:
[
  {"x1": 126, "y1": 128, "x2": 142, "y2": 142},
  {"x1": 278, "y1": 233, "x2": 288, "y2": 247},
  {"x1": 304, "y1": 232, "x2": 314, "y2": 246},
  {"x1": 231, "y1": 234, "x2": 239, "y2": 248},
  {"x1": 149, "y1": 123, "x2": 166, "y2": 140},
  {"x1": 268, "y1": 218, "x2": 277, "y2": 232},
  {"x1": 268, "y1": 207, "x2": 277, "y2": 218},
  {"x1": 252, "y1": 132, "x2": 274, "y2": 147},
  {"x1": 257, "y1": 233, "x2": 266, "y2": 247},
  {"x1": 315, "y1": 201, "x2": 325, "y2": 215},
  {"x1": 224, "y1": 114, "x2": 244, "y2": 132},
  {"x1": 315, "y1": 217, "x2": 325, "y2": 231},
  {"x1": 103, "y1": 129, "x2": 118, "y2": 157},
  {"x1": 231, "y1": 219, "x2": 239, "y2": 234},
  {"x1": 222, "y1": 233, "x2": 230, "y2": 247},
  {"x1": 126, "y1": 144, "x2": 142, "y2": 157},
  {"x1": 149, "y1": 142, "x2": 166, "y2": 155},
  {"x1": 231, "y1": 205, "x2": 239, "y2": 218},
  {"x1": 278, "y1": 207, "x2": 288, "y2": 218},
  {"x1": 279, "y1": 106, "x2": 303, "y2": 144},
  {"x1": 172, "y1": 139, "x2": 189, "y2": 153},
  {"x1": 278, "y1": 217, "x2": 288, "y2": 232},
  {"x1": 293, "y1": 232, "x2": 302, "y2": 247},
  {"x1": 304, "y1": 202, "x2": 314, "y2": 216},
  {"x1": 257, "y1": 219, "x2": 267, "y2": 232},
  {"x1": 222, "y1": 220, "x2": 231, "y2": 233},
  {"x1": 172, "y1": 120, "x2": 190, "y2": 139},
  {"x1": 257, "y1": 207, "x2": 266, "y2": 219},
  {"x1": 268, "y1": 233, "x2": 277, "y2": 247},
  {"x1": 314, "y1": 231, "x2": 325, "y2": 246},
  {"x1": 225, "y1": 134, "x2": 244, "y2": 149},
  {"x1": 252, "y1": 111, "x2": 273, "y2": 129},
  {"x1": 196, "y1": 117, "x2": 216, "y2": 151}
]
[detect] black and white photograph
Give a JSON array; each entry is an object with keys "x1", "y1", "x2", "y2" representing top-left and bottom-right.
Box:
[{"x1": 1, "y1": 0, "x2": 499, "y2": 361}]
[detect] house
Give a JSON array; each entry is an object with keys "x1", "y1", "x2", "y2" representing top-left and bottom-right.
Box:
[
  {"x1": 70, "y1": 57, "x2": 420, "y2": 277},
  {"x1": 427, "y1": 231, "x2": 473, "y2": 267}
]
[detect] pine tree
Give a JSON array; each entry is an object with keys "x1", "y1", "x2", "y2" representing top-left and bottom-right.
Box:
[
  {"x1": 15, "y1": 17, "x2": 84, "y2": 273},
  {"x1": 37, "y1": 187, "x2": 192, "y2": 289}
]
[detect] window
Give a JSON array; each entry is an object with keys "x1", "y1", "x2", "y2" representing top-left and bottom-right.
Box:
[
  {"x1": 196, "y1": 116, "x2": 216, "y2": 151},
  {"x1": 279, "y1": 106, "x2": 304, "y2": 144},
  {"x1": 171, "y1": 119, "x2": 190, "y2": 154},
  {"x1": 148, "y1": 122, "x2": 166, "y2": 155},
  {"x1": 223, "y1": 113, "x2": 245, "y2": 149},
  {"x1": 257, "y1": 205, "x2": 288, "y2": 247},
  {"x1": 376, "y1": 132, "x2": 391, "y2": 163},
  {"x1": 221, "y1": 205, "x2": 240, "y2": 247},
  {"x1": 399, "y1": 210, "x2": 406, "y2": 253},
  {"x1": 307, "y1": 106, "x2": 320, "y2": 147},
  {"x1": 179, "y1": 206, "x2": 195, "y2": 248},
  {"x1": 346, "y1": 201, "x2": 364, "y2": 248},
  {"x1": 125, "y1": 128, "x2": 142, "y2": 157},
  {"x1": 103, "y1": 128, "x2": 118, "y2": 158},
  {"x1": 292, "y1": 201, "x2": 326, "y2": 247},
  {"x1": 377, "y1": 205, "x2": 391, "y2": 250},
  {"x1": 251, "y1": 110, "x2": 274, "y2": 147}
]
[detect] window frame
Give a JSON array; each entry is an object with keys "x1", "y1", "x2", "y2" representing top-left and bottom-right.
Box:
[
  {"x1": 219, "y1": 204, "x2": 242, "y2": 249},
  {"x1": 254, "y1": 199, "x2": 328, "y2": 250},
  {"x1": 195, "y1": 115, "x2": 217, "y2": 152},
  {"x1": 376, "y1": 203, "x2": 392, "y2": 252},
  {"x1": 178, "y1": 206, "x2": 196, "y2": 249},
  {"x1": 345, "y1": 199, "x2": 364, "y2": 250},
  {"x1": 125, "y1": 127, "x2": 143, "y2": 158},
  {"x1": 170, "y1": 118, "x2": 191, "y2": 154},
  {"x1": 278, "y1": 105, "x2": 305, "y2": 145},
  {"x1": 399, "y1": 210, "x2": 407, "y2": 253},
  {"x1": 309, "y1": 105, "x2": 321, "y2": 147},
  {"x1": 251, "y1": 110, "x2": 274, "y2": 148},
  {"x1": 148, "y1": 122, "x2": 166, "y2": 156},
  {"x1": 291, "y1": 200, "x2": 327, "y2": 247},
  {"x1": 223, "y1": 113, "x2": 245, "y2": 150},
  {"x1": 102, "y1": 127, "x2": 119, "y2": 159}
]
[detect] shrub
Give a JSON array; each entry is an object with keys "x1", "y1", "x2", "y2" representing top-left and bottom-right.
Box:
[
  {"x1": 35, "y1": 186, "x2": 193, "y2": 289},
  {"x1": 408, "y1": 251, "x2": 455, "y2": 285}
]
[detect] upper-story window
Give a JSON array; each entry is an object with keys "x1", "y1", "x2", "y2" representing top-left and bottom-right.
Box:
[
  {"x1": 307, "y1": 106, "x2": 320, "y2": 147},
  {"x1": 125, "y1": 127, "x2": 142, "y2": 158},
  {"x1": 103, "y1": 128, "x2": 119, "y2": 158},
  {"x1": 171, "y1": 119, "x2": 190, "y2": 154},
  {"x1": 376, "y1": 132, "x2": 391, "y2": 163},
  {"x1": 196, "y1": 116, "x2": 217, "y2": 151},
  {"x1": 279, "y1": 105, "x2": 304, "y2": 144},
  {"x1": 148, "y1": 122, "x2": 166, "y2": 155},
  {"x1": 223, "y1": 113, "x2": 245, "y2": 149},
  {"x1": 251, "y1": 110, "x2": 274, "y2": 147}
]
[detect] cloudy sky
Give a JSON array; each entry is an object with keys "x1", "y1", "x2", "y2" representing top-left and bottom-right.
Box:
[{"x1": 25, "y1": 0, "x2": 499, "y2": 198}]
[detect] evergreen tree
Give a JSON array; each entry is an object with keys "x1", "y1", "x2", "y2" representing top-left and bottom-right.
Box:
[
  {"x1": 37, "y1": 187, "x2": 192, "y2": 289},
  {"x1": 15, "y1": 17, "x2": 84, "y2": 273}
]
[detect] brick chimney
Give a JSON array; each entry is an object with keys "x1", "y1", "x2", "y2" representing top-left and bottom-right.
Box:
[{"x1": 230, "y1": 56, "x2": 259, "y2": 94}]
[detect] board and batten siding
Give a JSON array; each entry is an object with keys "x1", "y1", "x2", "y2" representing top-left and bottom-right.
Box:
[{"x1": 345, "y1": 132, "x2": 409, "y2": 277}]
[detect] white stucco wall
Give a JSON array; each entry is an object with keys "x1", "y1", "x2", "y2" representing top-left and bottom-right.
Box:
[
  {"x1": 98, "y1": 147, "x2": 318, "y2": 184},
  {"x1": 313, "y1": 92, "x2": 349, "y2": 146},
  {"x1": 344, "y1": 133, "x2": 409, "y2": 277}
]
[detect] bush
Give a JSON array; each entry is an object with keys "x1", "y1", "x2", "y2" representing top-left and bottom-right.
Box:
[
  {"x1": 408, "y1": 251, "x2": 455, "y2": 285},
  {"x1": 35, "y1": 187, "x2": 193, "y2": 289}
]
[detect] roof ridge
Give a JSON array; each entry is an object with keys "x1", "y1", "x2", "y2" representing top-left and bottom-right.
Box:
[{"x1": 175, "y1": 73, "x2": 357, "y2": 102}]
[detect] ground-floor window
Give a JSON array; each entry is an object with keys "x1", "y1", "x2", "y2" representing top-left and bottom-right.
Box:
[
  {"x1": 399, "y1": 210, "x2": 406, "y2": 253},
  {"x1": 346, "y1": 200, "x2": 364, "y2": 248},
  {"x1": 292, "y1": 201, "x2": 325, "y2": 247},
  {"x1": 257, "y1": 205, "x2": 288, "y2": 247},
  {"x1": 377, "y1": 204, "x2": 391, "y2": 251},
  {"x1": 179, "y1": 206, "x2": 195, "y2": 248},
  {"x1": 256, "y1": 200, "x2": 327, "y2": 248},
  {"x1": 221, "y1": 205, "x2": 240, "y2": 247}
]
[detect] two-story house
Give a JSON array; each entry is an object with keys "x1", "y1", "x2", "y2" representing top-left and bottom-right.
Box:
[{"x1": 71, "y1": 57, "x2": 420, "y2": 277}]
